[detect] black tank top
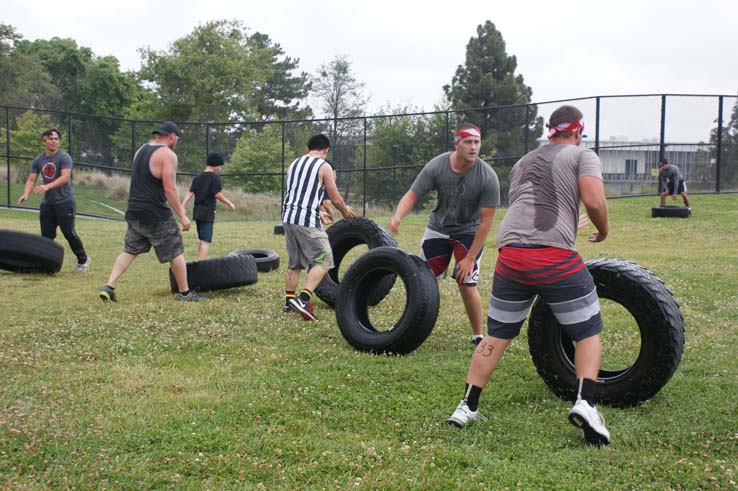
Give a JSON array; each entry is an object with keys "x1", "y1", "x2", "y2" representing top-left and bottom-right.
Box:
[{"x1": 125, "y1": 143, "x2": 173, "y2": 222}]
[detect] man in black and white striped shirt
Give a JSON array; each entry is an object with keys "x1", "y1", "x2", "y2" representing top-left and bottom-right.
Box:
[{"x1": 281, "y1": 134, "x2": 354, "y2": 320}]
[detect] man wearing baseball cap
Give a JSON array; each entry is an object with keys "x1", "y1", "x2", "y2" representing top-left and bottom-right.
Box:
[
  {"x1": 446, "y1": 105, "x2": 612, "y2": 446},
  {"x1": 99, "y1": 121, "x2": 206, "y2": 302},
  {"x1": 390, "y1": 122, "x2": 500, "y2": 346}
]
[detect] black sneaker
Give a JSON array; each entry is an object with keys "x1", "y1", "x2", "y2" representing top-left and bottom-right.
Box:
[
  {"x1": 288, "y1": 296, "x2": 317, "y2": 321},
  {"x1": 283, "y1": 304, "x2": 293, "y2": 313},
  {"x1": 99, "y1": 285, "x2": 117, "y2": 303},
  {"x1": 177, "y1": 291, "x2": 208, "y2": 302}
]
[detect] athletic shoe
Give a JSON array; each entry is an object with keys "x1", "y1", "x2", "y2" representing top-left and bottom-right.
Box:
[
  {"x1": 74, "y1": 257, "x2": 91, "y2": 273},
  {"x1": 98, "y1": 285, "x2": 117, "y2": 303},
  {"x1": 177, "y1": 291, "x2": 208, "y2": 302},
  {"x1": 283, "y1": 304, "x2": 293, "y2": 313},
  {"x1": 288, "y1": 296, "x2": 317, "y2": 321},
  {"x1": 568, "y1": 398, "x2": 611, "y2": 446},
  {"x1": 446, "y1": 400, "x2": 487, "y2": 428}
]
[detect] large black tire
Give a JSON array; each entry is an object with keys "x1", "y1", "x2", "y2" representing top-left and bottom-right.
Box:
[
  {"x1": 0, "y1": 229, "x2": 64, "y2": 274},
  {"x1": 336, "y1": 247, "x2": 439, "y2": 355},
  {"x1": 527, "y1": 259, "x2": 684, "y2": 407},
  {"x1": 228, "y1": 249, "x2": 280, "y2": 273},
  {"x1": 169, "y1": 254, "x2": 258, "y2": 293},
  {"x1": 315, "y1": 217, "x2": 398, "y2": 308},
  {"x1": 652, "y1": 205, "x2": 691, "y2": 218}
]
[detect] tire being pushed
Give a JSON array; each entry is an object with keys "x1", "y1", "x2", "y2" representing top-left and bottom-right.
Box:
[
  {"x1": 527, "y1": 258, "x2": 684, "y2": 407},
  {"x1": 0, "y1": 229, "x2": 64, "y2": 274},
  {"x1": 315, "y1": 217, "x2": 398, "y2": 308},
  {"x1": 228, "y1": 249, "x2": 280, "y2": 273},
  {"x1": 169, "y1": 254, "x2": 258, "y2": 293},
  {"x1": 336, "y1": 247, "x2": 439, "y2": 355}
]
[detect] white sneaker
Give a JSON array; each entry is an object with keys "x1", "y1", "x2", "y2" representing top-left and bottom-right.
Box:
[
  {"x1": 568, "y1": 398, "x2": 610, "y2": 445},
  {"x1": 446, "y1": 400, "x2": 487, "y2": 428},
  {"x1": 74, "y1": 257, "x2": 91, "y2": 273}
]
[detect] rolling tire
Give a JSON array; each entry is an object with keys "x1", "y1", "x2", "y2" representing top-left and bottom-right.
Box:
[
  {"x1": 228, "y1": 249, "x2": 280, "y2": 272},
  {"x1": 0, "y1": 229, "x2": 64, "y2": 274},
  {"x1": 336, "y1": 247, "x2": 439, "y2": 355},
  {"x1": 527, "y1": 259, "x2": 684, "y2": 408},
  {"x1": 652, "y1": 206, "x2": 691, "y2": 218},
  {"x1": 315, "y1": 217, "x2": 398, "y2": 308},
  {"x1": 169, "y1": 254, "x2": 258, "y2": 293},
  {"x1": 274, "y1": 224, "x2": 285, "y2": 235}
]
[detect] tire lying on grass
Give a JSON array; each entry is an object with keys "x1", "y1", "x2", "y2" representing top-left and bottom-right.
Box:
[
  {"x1": 315, "y1": 217, "x2": 398, "y2": 308},
  {"x1": 336, "y1": 247, "x2": 439, "y2": 355},
  {"x1": 527, "y1": 258, "x2": 685, "y2": 407},
  {"x1": 652, "y1": 206, "x2": 691, "y2": 218},
  {"x1": 169, "y1": 253, "x2": 258, "y2": 293},
  {"x1": 0, "y1": 229, "x2": 64, "y2": 274},
  {"x1": 228, "y1": 249, "x2": 280, "y2": 273}
]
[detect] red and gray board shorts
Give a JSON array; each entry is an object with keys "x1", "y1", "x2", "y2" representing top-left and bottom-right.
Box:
[
  {"x1": 419, "y1": 228, "x2": 482, "y2": 286},
  {"x1": 487, "y1": 244, "x2": 602, "y2": 341}
]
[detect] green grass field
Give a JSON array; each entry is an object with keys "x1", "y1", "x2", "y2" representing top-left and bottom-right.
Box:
[{"x1": 1, "y1": 195, "x2": 737, "y2": 490}]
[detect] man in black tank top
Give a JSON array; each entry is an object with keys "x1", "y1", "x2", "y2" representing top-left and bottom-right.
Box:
[{"x1": 98, "y1": 122, "x2": 206, "y2": 302}]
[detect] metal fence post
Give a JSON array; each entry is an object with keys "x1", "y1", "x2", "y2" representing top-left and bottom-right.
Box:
[
  {"x1": 524, "y1": 105, "x2": 530, "y2": 153},
  {"x1": 67, "y1": 113, "x2": 73, "y2": 157},
  {"x1": 131, "y1": 121, "x2": 136, "y2": 163},
  {"x1": 444, "y1": 112, "x2": 450, "y2": 150},
  {"x1": 659, "y1": 95, "x2": 667, "y2": 161},
  {"x1": 595, "y1": 97, "x2": 601, "y2": 155},
  {"x1": 5, "y1": 107, "x2": 10, "y2": 207},
  {"x1": 205, "y1": 123, "x2": 210, "y2": 157},
  {"x1": 716, "y1": 96, "x2": 723, "y2": 193},
  {"x1": 281, "y1": 122, "x2": 286, "y2": 205},
  {"x1": 363, "y1": 117, "x2": 368, "y2": 217}
]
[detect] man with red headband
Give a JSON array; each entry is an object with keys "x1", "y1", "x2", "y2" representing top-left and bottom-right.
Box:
[
  {"x1": 446, "y1": 105, "x2": 612, "y2": 446},
  {"x1": 390, "y1": 122, "x2": 500, "y2": 345}
]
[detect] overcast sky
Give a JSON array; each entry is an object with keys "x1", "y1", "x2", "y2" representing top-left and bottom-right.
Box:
[{"x1": 3, "y1": 0, "x2": 737, "y2": 142}]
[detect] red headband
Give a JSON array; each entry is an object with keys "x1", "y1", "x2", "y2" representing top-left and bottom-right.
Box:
[
  {"x1": 453, "y1": 128, "x2": 481, "y2": 143},
  {"x1": 547, "y1": 119, "x2": 584, "y2": 138}
]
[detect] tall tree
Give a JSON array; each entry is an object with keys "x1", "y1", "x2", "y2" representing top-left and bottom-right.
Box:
[
  {"x1": 138, "y1": 20, "x2": 311, "y2": 123},
  {"x1": 0, "y1": 24, "x2": 60, "y2": 109},
  {"x1": 311, "y1": 55, "x2": 368, "y2": 198},
  {"x1": 15, "y1": 36, "x2": 139, "y2": 161},
  {"x1": 311, "y1": 55, "x2": 368, "y2": 142},
  {"x1": 444, "y1": 20, "x2": 542, "y2": 162}
]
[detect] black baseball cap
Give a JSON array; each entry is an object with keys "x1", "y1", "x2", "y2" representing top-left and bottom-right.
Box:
[
  {"x1": 152, "y1": 121, "x2": 181, "y2": 137},
  {"x1": 206, "y1": 152, "x2": 225, "y2": 166}
]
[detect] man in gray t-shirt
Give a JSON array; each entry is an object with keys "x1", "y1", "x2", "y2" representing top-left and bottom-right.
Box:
[
  {"x1": 658, "y1": 158, "x2": 689, "y2": 208},
  {"x1": 390, "y1": 123, "x2": 500, "y2": 345},
  {"x1": 18, "y1": 128, "x2": 90, "y2": 272},
  {"x1": 447, "y1": 105, "x2": 613, "y2": 447}
]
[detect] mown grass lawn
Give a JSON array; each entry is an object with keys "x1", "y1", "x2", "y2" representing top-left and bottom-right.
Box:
[{"x1": 1, "y1": 195, "x2": 737, "y2": 490}]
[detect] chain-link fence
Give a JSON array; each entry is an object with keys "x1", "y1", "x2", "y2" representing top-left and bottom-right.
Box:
[{"x1": 2, "y1": 93, "x2": 736, "y2": 221}]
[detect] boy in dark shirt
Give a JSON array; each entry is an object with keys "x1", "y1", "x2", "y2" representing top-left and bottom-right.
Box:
[{"x1": 181, "y1": 152, "x2": 235, "y2": 260}]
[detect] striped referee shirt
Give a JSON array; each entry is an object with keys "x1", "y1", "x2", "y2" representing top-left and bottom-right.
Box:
[{"x1": 281, "y1": 155, "x2": 328, "y2": 228}]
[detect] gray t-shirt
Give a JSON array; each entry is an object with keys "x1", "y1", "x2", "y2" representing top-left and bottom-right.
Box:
[
  {"x1": 659, "y1": 165, "x2": 682, "y2": 191},
  {"x1": 411, "y1": 152, "x2": 500, "y2": 235},
  {"x1": 497, "y1": 144, "x2": 603, "y2": 251},
  {"x1": 30, "y1": 151, "x2": 74, "y2": 206}
]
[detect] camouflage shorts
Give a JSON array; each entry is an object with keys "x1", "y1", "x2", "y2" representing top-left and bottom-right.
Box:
[{"x1": 124, "y1": 215, "x2": 184, "y2": 263}]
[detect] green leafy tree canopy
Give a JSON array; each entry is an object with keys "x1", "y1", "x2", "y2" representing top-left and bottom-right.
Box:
[{"x1": 444, "y1": 20, "x2": 542, "y2": 161}]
